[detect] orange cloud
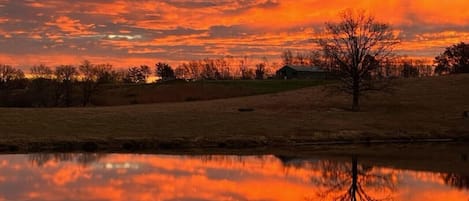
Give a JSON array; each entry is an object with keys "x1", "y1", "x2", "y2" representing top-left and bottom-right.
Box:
[
  {"x1": 0, "y1": 0, "x2": 469, "y2": 68},
  {"x1": 44, "y1": 16, "x2": 97, "y2": 37}
]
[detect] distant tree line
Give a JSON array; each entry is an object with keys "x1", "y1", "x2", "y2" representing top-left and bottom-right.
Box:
[
  {"x1": 280, "y1": 49, "x2": 434, "y2": 78},
  {"x1": 0, "y1": 61, "x2": 153, "y2": 107},
  {"x1": 174, "y1": 56, "x2": 277, "y2": 80},
  {"x1": 0, "y1": 37, "x2": 467, "y2": 108},
  {"x1": 0, "y1": 58, "x2": 280, "y2": 107}
]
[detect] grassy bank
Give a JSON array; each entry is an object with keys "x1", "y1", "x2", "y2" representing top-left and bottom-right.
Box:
[{"x1": 0, "y1": 75, "x2": 468, "y2": 152}]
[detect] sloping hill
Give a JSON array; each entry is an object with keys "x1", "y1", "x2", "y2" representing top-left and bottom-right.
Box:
[{"x1": 0, "y1": 74, "x2": 468, "y2": 151}]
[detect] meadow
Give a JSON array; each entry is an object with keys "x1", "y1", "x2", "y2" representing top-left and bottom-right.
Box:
[{"x1": 0, "y1": 75, "x2": 468, "y2": 152}]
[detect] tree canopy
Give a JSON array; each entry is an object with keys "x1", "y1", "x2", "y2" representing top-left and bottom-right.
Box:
[
  {"x1": 435, "y1": 42, "x2": 469, "y2": 75},
  {"x1": 317, "y1": 9, "x2": 399, "y2": 111}
]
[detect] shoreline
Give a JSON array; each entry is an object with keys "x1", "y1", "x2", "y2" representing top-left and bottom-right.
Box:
[{"x1": 0, "y1": 136, "x2": 467, "y2": 153}]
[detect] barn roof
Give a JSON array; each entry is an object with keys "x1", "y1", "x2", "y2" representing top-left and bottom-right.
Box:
[{"x1": 281, "y1": 65, "x2": 326, "y2": 72}]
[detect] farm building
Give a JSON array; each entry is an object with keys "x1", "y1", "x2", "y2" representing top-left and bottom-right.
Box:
[{"x1": 276, "y1": 65, "x2": 328, "y2": 79}]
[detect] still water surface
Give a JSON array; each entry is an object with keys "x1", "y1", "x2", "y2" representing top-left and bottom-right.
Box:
[{"x1": 0, "y1": 153, "x2": 468, "y2": 201}]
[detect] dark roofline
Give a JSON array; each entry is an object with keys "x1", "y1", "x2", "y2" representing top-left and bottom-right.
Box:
[{"x1": 280, "y1": 65, "x2": 327, "y2": 72}]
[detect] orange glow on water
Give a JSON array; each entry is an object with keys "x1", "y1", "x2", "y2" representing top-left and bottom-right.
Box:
[{"x1": 0, "y1": 154, "x2": 467, "y2": 201}]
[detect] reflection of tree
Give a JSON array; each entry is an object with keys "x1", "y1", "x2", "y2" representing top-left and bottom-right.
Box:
[
  {"x1": 29, "y1": 153, "x2": 106, "y2": 167},
  {"x1": 442, "y1": 173, "x2": 469, "y2": 190},
  {"x1": 308, "y1": 156, "x2": 396, "y2": 201}
]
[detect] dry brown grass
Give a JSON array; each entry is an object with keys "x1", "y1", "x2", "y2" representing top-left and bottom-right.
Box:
[{"x1": 0, "y1": 74, "x2": 468, "y2": 151}]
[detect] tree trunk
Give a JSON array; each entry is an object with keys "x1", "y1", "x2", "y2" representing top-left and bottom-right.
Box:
[
  {"x1": 352, "y1": 75, "x2": 360, "y2": 111},
  {"x1": 351, "y1": 156, "x2": 358, "y2": 201}
]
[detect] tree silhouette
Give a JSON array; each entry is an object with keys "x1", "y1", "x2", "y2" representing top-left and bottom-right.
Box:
[
  {"x1": 255, "y1": 63, "x2": 266, "y2": 80},
  {"x1": 55, "y1": 65, "x2": 77, "y2": 107},
  {"x1": 95, "y1": 63, "x2": 121, "y2": 84},
  {"x1": 309, "y1": 157, "x2": 396, "y2": 201},
  {"x1": 282, "y1": 50, "x2": 294, "y2": 65},
  {"x1": 79, "y1": 60, "x2": 98, "y2": 106},
  {"x1": 317, "y1": 9, "x2": 399, "y2": 111},
  {"x1": 442, "y1": 173, "x2": 469, "y2": 190},
  {"x1": 155, "y1": 62, "x2": 175, "y2": 81},
  {"x1": 29, "y1": 65, "x2": 54, "y2": 107},
  {"x1": 434, "y1": 42, "x2": 469, "y2": 74},
  {"x1": 0, "y1": 64, "x2": 25, "y2": 89},
  {"x1": 29, "y1": 153, "x2": 106, "y2": 167},
  {"x1": 0, "y1": 65, "x2": 25, "y2": 106},
  {"x1": 401, "y1": 61, "x2": 420, "y2": 78},
  {"x1": 30, "y1": 64, "x2": 53, "y2": 79},
  {"x1": 200, "y1": 58, "x2": 221, "y2": 80},
  {"x1": 79, "y1": 61, "x2": 115, "y2": 106},
  {"x1": 124, "y1": 65, "x2": 151, "y2": 84}
]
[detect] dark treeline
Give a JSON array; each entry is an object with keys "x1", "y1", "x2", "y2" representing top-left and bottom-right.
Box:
[
  {"x1": 174, "y1": 56, "x2": 277, "y2": 80},
  {"x1": 0, "y1": 41, "x2": 468, "y2": 108},
  {"x1": 0, "y1": 61, "x2": 153, "y2": 107},
  {"x1": 0, "y1": 58, "x2": 278, "y2": 107},
  {"x1": 280, "y1": 49, "x2": 434, "y2": 78}
]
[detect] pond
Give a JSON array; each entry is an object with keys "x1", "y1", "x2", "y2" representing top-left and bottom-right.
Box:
[{"x1": 0, "y1": 150, "x2": 468, "y2": 201}]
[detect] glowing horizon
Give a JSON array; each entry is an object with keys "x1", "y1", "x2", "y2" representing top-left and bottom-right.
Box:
[{"x1": 1, "y1": 0, "x2": 468, "y2": 69}]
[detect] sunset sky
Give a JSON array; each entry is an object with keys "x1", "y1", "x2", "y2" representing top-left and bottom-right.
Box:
[{"x1": 1, "y1": 0, "x2": 469, "y2": 69}]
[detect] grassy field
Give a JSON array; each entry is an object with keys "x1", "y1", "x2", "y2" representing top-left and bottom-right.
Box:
[
  {"x1": 0, "y1": 75, "x2": 468, "y2": 152},
  {"x1": 92, "y1": 79, "x2": 327, "y2": 106}
]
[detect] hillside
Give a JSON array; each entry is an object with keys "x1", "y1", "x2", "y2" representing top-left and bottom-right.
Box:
[{"x1": 0, "y1": 74, "x2": 468, "y2": 151}]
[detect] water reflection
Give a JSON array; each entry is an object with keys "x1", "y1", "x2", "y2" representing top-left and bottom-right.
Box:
[
  {"x1": 28, "y1": 153, "x2": 106, "y2": 167},
  {"x1": 443, "y1": 173, "x2": 469, "y2": 190},
  {"x1": 307, "y1": 157, "x2": 396, "y2": 201},
  {"x1": 0, "y1": 153, "x2": 466, "y2": 201}
]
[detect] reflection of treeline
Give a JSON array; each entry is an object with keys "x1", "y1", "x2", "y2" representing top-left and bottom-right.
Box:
[
  {"x1": 28, "y1": 153, "x2": 106, "y2": 167},
  {"x1": 0, "y1": 58, "x2": 276, "y2": 107},
  {"x1": 277, "y1": 156, "x2": 396, "y2": 201},
  {"x1": 442, "y1": 173, "x2": 469, "y2": 190}
]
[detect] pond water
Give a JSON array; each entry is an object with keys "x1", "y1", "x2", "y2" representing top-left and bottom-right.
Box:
[{"x1": 0, "y1": 153, "x2": 468, "y2": 201}]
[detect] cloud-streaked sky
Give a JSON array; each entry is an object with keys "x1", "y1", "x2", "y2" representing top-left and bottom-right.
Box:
[{"x1": 1, "y1": 0, "x2": 469, "y2": 68}]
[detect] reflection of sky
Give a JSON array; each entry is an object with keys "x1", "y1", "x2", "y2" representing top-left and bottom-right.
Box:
[
  {"x1": 0, "y1": 154, "x2": 467, "y2": 201},
  {"x1": 1, "y1": 0, "x2": 469, "y2": 68}
]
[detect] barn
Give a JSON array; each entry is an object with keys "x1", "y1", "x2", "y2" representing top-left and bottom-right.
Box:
[{"x1": 276, "y1": 65, "x2": 328, "y2": 79}]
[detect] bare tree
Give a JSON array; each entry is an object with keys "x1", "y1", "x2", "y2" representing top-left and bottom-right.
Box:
[
  {"x1": 309, "y1": 157, "x2": 396, "y2": 201},
  {"x1": 317, "y1": 9, "x2": 399, "y2": 111},
  {"x1": 255, "y1": 63, "x2": 266, "y2": 80},
  {"x1": 216, "y1": 57, "x2": 232, "y2": 80},
  {"x1": 95, "y1": 63, "x2": 120, "y2": 84},
  {"x1": 0, "y1": 64, "x2": 24, "y2": 87},
  {"x1": 282, "y1": 50, "x2": 294, "y2": 65},
  {"x1": 29, "y1": 65, "x2": 54, "y2": 107},
  {"x1": 238, "y1": 56, "x2": 254, "y2": 80},
  {"x1": 124, "y1": 65, "x2": 151, "y2": 84},
  {"x1": 0, "y1": 65, "x2": 25, "y2": 105},
  {"x1": 155, "y1": 62, "x2": 175, "y2": 81},
  {"x1": 30, "y1": 64, "x2": 53, "y2": 79},
  {"x1": 55, "y1": 65, "x2": 78, "y2": 106},
  {"x1": 200, "y1": 58, "x2": 221, "y2": 80}
]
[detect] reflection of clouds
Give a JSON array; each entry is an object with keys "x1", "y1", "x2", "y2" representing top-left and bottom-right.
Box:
[
  {"x1": 0, "y1": 154, "x2": 466, "y2": 200},
  {"x1": 92, "y1": 162, "x2": 141, "y2": 170}
]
